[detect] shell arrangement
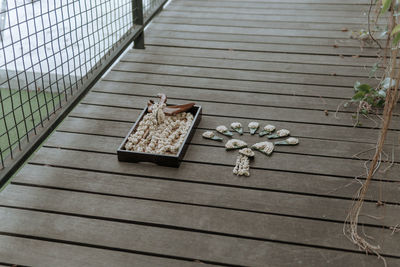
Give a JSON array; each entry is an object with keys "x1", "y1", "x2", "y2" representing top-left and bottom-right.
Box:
[
  {"x1": 125, "y1": 102, "x2": 194, "y2": 155},
  {"x1": 202, "y1": 122, "x2": 299, "y2": 177}
]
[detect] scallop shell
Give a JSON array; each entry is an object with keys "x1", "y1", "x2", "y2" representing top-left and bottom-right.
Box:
[
  {"x1": 267, "y1": 129, "x2": 290, "y2": 139},
  {"x1": 251, "y1": 141, "x2": 274, "y2": 156},
  {"x1": 202, "y1": 131, "x2": 223, "y2": 141},
  {"x1": 275, "y1": 137, "x2": 299, "y2": 146},
  {"x1": 216, "y1": 125, "x2": 234, "y2": 136},
  {"x1": 248, "y1": 122, "x2": 259, "y2": 135},
  {"x1": 230, "y1": 122, "x2": 243, "y2": 135},
  {"x1": 225, "y1": 139, "x2": 247, "y2": 150},
  {"x1": 259, "y1": 124, "x2": 276, "y2": 137}
]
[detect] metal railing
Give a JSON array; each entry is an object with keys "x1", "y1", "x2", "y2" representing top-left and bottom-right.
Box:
[{"x1": 0, "y1": 0, "x2": 168, "y2": 186}]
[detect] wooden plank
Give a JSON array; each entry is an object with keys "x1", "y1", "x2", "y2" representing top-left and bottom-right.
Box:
[
  {"x1": 80, "y1": 92, "x2": 399, "y2": 130},
  {"x1": 0, "y1": 206, "x2": 394, "y2": 266},
  {"x1": 166, "y1": 5, "x2": 370, "y2": 18},
  {"x1": 27, "y1": 147, "x2": 400, "y2": 226},
  {"x1": 14, "y1": 162, "x2": 400, "y2": 210},
  {"x1": 17, "y1": 151, "x2": 399, "y2": 208},
  {"x1": 26, "y1": 147, "x2": 400, "y2": 209},
  {"x1": 58, "y1": 116, "x2": 400, "y2": 164},
  {"x1": 145, "y1": 36, "x2": 377, "y2": 57},
  {"x1": 159, "y1": 10, "x2": 381, "y2": 25},
  {"x1": 146, "y1": 29, "x2": 378, "y2": 49},
  {"x1": 112, "y1": 61, "x2": 371, "y2": 88},
  {"x1": 122, "y1": 52, "x2": 375, "y2": 77},
  {"x1": 170, "y1": 1, "x2": 368, "y2": 11},
  {"x1": 60, "y1": 115, "x2": 398, "y2": 165},
  {"x1": 91, "y1": 80, "x2": 400, "y2": 118},
  {"x1": 184, "y1": 0, "x2": 371, "y2": 4},
  {"x1": 162, "y1": 10, "x2": 378, "y2": 24},
  {"x1": 148, "y1": 23, "x2": 357, "y2": 39},
  {"x1": 154, "y1": 16, "x2": 372, "y2": 32},
  {"x1": 92, "y1": 81, "x2": 347, "y2": 111},
  {"x1": 102, "y1": 71, "x2": 356, "y2": 99},
  {"x1": 69, "y1": 104, "x2": 400, "y2": 144},
  {"x1": 42, "y1": 131, "x2": 400, "y2": 181},
  {"x1": 0, "y1": 235, "x2": 196, "y2": 267},
  {"x1": 185, "y1": 0, "x2": 369, "y2": 4},
  {"x1": 137, "y1": 46, "x2": 379, "y2": 67},
  {"x1": 1, "y1": 185, "x2": 399, "y2": 257}
]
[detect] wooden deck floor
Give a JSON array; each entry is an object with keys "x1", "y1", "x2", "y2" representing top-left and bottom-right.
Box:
[{"x1": 1, "y1": 0, "x2": 400, "y2": 266}]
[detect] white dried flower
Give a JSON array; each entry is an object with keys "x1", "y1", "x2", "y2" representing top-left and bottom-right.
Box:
[
  {"x1": 233, "y1": 154, "x2": 250, "y2": 176},
  {"x1": 216, "y1": 125, "x2": 228, "y2": 133},
  {"x1": 264, "y1": 125, "x2": 275, "y2": 132},
  {"x1": 231, "y1": 122, "x2": 242, "y2": 129},
  {"x1": 252, "y1": 141, "x2": 274, "y2": 156},
  {"x1": 248, "y1": 122, "x2": 259, "y2": 129},
  {"x1": 248, "y1": 121, "x2": 259, "y2": 135},
  {"x1": 202, "y1": 131, "x2": 215, "y2": 139},
  {"x1": 125, "y1": 104, "x2": 193, "y2": 155},
  {"x1": 286, "y1": 137, "x2": 299, "y2": 145},
  {"x1": 225, "y1": 139, "x2": 247, "y2": 150},
  {"x1": 277, "y1": 129, "x2": 290, "y2": 137},
  {"x1": 239, "y1": 148, "x2": 255, "y2": 157}
]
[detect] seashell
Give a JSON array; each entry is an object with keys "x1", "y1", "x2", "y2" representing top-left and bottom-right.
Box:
[
  {"x1": 230, "y1": 122, "x2": 243, "y2": 135},
  {"x1": 216, "y1": 125, "x2": 234, "y2": 136},
  {"x1": 275, "y1": 137, "x2": 299, "y2": 146},
  {"x1": 251, "y1": 141, "x2": 274, "y2": 156},
  {"x1": 225, "y1": 139, "x2": 247, "y2": 150},
  {"x1": 239, "y1": 148, "x2": 255, "y2": 158},
  {"x1": 248, "y1": 122, "x2": 259, "y2": 135},
  {"x1": 259, "y1": 124, "x2": 276, "y2": 137},
  {"x1": 267, "y1": 129, "x2": 290, "y2": 139},
  {"x1": 202, "y1": 131, "x2": 223, "y2": 141}
]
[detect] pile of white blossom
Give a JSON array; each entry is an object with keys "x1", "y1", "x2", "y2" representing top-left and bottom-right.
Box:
[{"x1": 125, "y1": 103, "x2": 193, "y2": 155}]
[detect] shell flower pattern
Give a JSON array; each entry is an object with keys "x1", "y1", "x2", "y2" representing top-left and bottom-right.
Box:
[
  {"x1": 201, "y1": 121, "x2": 300, "y2": 177},
  {"x1": 230, "y1": 122, "x2": 243, "y2": 135},
  {"x1": 216, "y1": 125, "x2": 234, "y2": 136},
  {"x1": 225, "y1": 139, "x2": 247, "y2": 150},
  {"x1": 267, "y1": 129, "x2": 290, "y2": 139},
  {"x1": 259, "y1": 124, "x2": 276, "y2": 137},
  {"x1": 202, "y1": 131, "x2": 223, "y2": 141},
  {"x1": 248, "y1": 122, "x2": 260, "y2": 135}
]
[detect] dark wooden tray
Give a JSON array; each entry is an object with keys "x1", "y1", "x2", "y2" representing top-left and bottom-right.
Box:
[{"x1": 117, "y1": 105, "x2": 202, "y2": 167}]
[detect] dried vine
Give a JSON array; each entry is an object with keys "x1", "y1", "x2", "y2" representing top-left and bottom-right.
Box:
[{"x1": 343, "y1": 0, "x2": 400, "y2": 265}]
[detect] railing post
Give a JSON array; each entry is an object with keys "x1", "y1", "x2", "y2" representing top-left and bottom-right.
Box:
[{"x1": 133, "y1": 0, "x2": 145, "y2": 49}]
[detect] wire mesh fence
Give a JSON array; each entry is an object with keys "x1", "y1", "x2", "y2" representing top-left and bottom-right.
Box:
[{"x1": 0, "y1": 0, "x2": 166, "y2": 171}]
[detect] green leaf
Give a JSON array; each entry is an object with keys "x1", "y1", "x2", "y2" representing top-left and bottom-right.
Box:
[
  {"x1": 393, "y1": 32, "x2": 400, "y2": 45},
  {"x1": 391, "y1": 24, "x2": 400, "y2": 36},
  {"x1": 381, "y1": 0, "x2": 392, "y2": 14},
  {"x1": 376, "y1": 99, "x2": 385, "y2": 107},
  {"x1": 356, "y1": 84, "x2": 372, "y2": 94},
  {"x1": 352, "y1": 91, "x2": 366, "y2": 101}
]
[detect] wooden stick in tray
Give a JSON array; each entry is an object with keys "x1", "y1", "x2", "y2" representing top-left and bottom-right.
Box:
[{"x1": 147, "y1": 93, "x2": 195, "y2": 115}]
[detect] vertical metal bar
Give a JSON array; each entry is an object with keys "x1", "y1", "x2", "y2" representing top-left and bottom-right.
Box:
[{"x1": 133, "y1": 0, "x2": 144, "y2": 49}]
